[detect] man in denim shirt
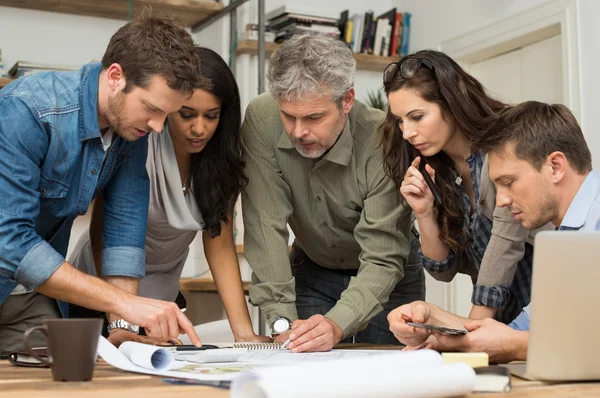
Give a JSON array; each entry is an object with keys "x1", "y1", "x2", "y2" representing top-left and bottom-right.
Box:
[
  {"x1": 388, "y1": 101, "x2": 599, "y2": 363},
  {"x1": 0, "y1": 16, "x2": 204, "y2": 352}
]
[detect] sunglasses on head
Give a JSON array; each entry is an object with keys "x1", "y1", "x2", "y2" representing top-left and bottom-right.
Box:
[{"x1": 383, "y1": 58, "x2": 435, "y2": 84}]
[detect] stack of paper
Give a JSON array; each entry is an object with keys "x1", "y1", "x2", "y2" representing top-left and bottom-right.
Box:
[
  {"x1": 98, "y1": 338, "x2": 476, "y2": 396},
  {"x1": 231, "y1": 349, "x2": 475, "y2": 398}
]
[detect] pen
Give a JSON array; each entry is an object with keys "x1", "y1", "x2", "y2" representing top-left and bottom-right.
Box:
[
  {"x1": 281, "y1": 338, "x2": 292, "y2": 349},
  {"x1": 419, "y1": 156, "x2": 442, "y2": 205},
  {"x1": 162, "y1": 378, "x2": 231, "y2": 389},
  {"x1": 170, "y1": 344, "x2": 220, "y2": 351}
]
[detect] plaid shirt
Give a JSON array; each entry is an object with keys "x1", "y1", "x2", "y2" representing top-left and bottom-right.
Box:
[{"x1": 419, "y1": 151, "x2": 533, "y2": 324}]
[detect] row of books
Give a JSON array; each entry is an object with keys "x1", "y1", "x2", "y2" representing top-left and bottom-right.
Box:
[
  {"x1": 241, "y1": 5, "x2": 412, "y2": 58},
  {"x1": 340, "y1": 8, "x2": 411, "y2": 57}
]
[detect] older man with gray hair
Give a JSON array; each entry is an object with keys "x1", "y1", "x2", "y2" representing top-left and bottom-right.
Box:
[{"x1": 241, "y1": 33, "x2": 424, "y2": 352}]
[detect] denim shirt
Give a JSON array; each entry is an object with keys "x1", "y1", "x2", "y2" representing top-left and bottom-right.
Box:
[
  {"x1": 0, "y1": 63, "x2": 149, "y2": 317},
  {"x1": 509, "y1": 170, "x2": 600, "y2": 331}
]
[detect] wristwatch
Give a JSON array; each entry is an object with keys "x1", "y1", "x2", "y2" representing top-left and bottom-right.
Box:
[
  {"x1": 107, "y1": 319, "x2": 140, "y2": 335},
  {"x1": 271, "y1": 316, "x2": 292, "y2": 335}
]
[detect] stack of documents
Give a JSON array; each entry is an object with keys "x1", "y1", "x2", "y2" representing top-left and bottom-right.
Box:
[{"x1": 98, "y1": 337, "x2": 476, "y2": 397}]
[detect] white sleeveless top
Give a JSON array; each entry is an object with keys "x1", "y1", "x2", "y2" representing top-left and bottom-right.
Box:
[{"x1": 70, "y1": 125, "x2": 205, "y2": 301}]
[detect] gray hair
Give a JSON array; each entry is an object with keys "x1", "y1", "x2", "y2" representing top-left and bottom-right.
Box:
[{"x1": 268, "y1": 33, "x2": 356, "y2": 102}]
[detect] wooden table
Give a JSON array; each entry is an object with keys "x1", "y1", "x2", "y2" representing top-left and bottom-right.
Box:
[{"x1": 3, "y1": 359, "x2": 600, "y2": 397}]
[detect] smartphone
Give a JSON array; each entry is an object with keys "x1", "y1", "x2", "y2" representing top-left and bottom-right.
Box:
[
  {"x1": 418, "y1": 157, "x2": 442, "y2": 205},
  {"x1": 406, "y1": 322, "x2": 468, "y2": 336}
]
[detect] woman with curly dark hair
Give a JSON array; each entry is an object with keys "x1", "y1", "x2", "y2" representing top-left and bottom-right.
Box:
[
  {"x1": 380, "y1": 50, "x2": 551, "y2": 329},
  {"x1": 70, "y1": 48, "x2": 269, "y2": 346}
]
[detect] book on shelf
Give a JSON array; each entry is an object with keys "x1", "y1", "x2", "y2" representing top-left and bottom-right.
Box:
[
  {"x1": 260, "y1": 6, "x2": 412, "y2": 59},
  {"x1": 266, "y1": 5, "x2": 339, "y2": 21},
  {"x1": 400, "y1": 12, "x2": 412, "y2": 56},
  {"x1": 8, "y1": 61, "x2": 78, "y2": 78},
  {"x1": 338, "y1": 8, "x2": 411, "y2": 58},
  {"x1": 267, "y1": 6, "x2": 341, "y2": 44},
  {"x1": 244, "y1": 23, "x2": 271, "y2": 32},
  {"x1": 268, "y1": 13, "x2": 338, "y2": 29},
  {"x1": 239, "y1": 30, "x2": 276, "y2": 43}
]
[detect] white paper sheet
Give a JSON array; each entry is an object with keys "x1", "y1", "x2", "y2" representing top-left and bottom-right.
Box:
[
  {"x1": 97, "y1": 336, "x2": 256, "y2": 381},
  {"x1": 231, "y1": 350, "x2": 476, "y2": 398},
  {"x1": 239, "y1": 349, "x2": 405, "y2": 364},
  {"x1": 119, "y1": 341, "x2": 173, "y2": 370}
]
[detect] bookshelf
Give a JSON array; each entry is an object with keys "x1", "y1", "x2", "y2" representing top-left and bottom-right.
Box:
[
  {"x1": 235, "y1": 40, "x2": 397, "y2": 72},
  {"x1": 0, "y1": 77, "x2": 12, "y2": 89},
  {"x1": 0, "y1": 0, "x2": 224, "y2": 28}
]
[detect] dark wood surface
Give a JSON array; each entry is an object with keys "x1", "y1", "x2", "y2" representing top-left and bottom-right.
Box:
[{"x1": 0, "y1": 0, "x2": 223, "y2": 27}]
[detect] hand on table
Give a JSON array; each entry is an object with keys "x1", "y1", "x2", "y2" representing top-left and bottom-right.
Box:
[
  {"x1": 118, "y1": 296, "x2": 201, "y2": 347},
  {"x1": 275, "y1": 314, "x2": 343, "y2": 353}
]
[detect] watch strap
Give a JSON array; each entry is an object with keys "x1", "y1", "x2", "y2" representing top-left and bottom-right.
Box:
[{"x1": 107, "y1": 319, "x2": 140, "y2": 334}]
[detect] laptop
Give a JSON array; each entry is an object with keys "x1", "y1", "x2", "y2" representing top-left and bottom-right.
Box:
[{"x1": 505, "y1": 231, "x2": 600, "y2": 381}]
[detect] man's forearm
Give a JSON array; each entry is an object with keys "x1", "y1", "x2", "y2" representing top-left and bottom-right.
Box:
[
  {"x1": 469, "y1": 304, "x2": 497, "y2": 320},
  {"x1": 429, "y1": 303, "x2": 470, "y2": 329},
  {"x1": 104, "y1": 276, "x2": 139, "y2": 322},
  {"x1": 510, "y1": 331, "x2": 529, "y2": 361},
  {"x1": 36, "y1": 261, "x2": 131, "y2": 317}
]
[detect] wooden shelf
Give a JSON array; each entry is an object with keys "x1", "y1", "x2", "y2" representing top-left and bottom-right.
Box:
[
  {"x1": 235, "y1": 40, "x2": 397, "y2": 72},
  {"x1": 236, "y1": 40, "x2": 280, "y2": 57},
  {"x1": 0, "y1": 0, "x2": 224, "y2": 28},
  {"x1": 352, "y1": 52, "x2": 398, "y2": 72},
  {"x1": 0, "y1": 77, "x2": 13, "y2": 89},
  {"x1": 180, "y1": 277, "x2": 250, "y2": 294}
]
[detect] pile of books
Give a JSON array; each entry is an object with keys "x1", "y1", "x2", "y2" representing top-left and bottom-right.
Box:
[
  {"x1": 239, "y1": 23, "x2": 276, "y2": 43},
  {"x1": 340, "y1": 8, "x2": 411, "y2": 57},
  {"x1": 266, "y1": 5, "x2": 340, "y2": 44},
  {"x1": 8, "y1": 61, "x2": 77, "y2": 78}
]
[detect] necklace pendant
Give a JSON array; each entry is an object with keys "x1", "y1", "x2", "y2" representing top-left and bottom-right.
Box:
[{"x1": 455, "y1": 175, "x2": 463, "y2": 186}]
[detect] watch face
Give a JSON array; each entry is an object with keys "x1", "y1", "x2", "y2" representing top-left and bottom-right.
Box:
[{"x1": 273, "y1": 317, "x2": 291, "y2": 334}]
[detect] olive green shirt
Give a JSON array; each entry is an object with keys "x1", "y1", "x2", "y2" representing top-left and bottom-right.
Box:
[{"x1": 241, "y1": 93, "x2": 413, "y2": 337}]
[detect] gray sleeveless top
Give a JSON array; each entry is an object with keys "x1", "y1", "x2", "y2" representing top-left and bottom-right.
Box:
[{"x1": 70, "y1": 125, "x2": 205, "y2": 301}]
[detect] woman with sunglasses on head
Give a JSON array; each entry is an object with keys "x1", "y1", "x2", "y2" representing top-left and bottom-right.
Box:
[
  {"x1": 69, "y1": 48, "x2": 270, "y2": 346},
  {"x1": 380, "y1": 50, "x2": 551, "y2": 330}
]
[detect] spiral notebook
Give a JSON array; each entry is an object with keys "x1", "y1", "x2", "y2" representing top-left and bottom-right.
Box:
[{"x1": 231, "y1": 342, "x2": 282, "y2": 350}]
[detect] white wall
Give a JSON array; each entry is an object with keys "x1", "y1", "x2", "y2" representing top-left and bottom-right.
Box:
[
  {"x1": 577, "y1": 0, "x2": 600, "y2": 169},
  {"x1": 394, "y1": 0, "x2": 549, "y2": 52},
  {"x1": 0, "y1": 6, "x2": 126, "y2": 71},
  {"x1": 393, "y1": 0, "x2": 599, "y2": 167}
]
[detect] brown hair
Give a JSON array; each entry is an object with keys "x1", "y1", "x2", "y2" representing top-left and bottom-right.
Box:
[
  {"x1": 101, "y1": 13, "x2": 205, "y2": 94},
  {"x1": 381, "y1": 49, "x2": 507, "y2": 252},
  {"x1": 475, "y1": 101, "x2": 592, "y2": 174}
]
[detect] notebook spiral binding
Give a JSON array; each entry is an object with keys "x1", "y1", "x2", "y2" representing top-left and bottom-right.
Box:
[{"x1": 232, "y1": 342, "x2": 283, "y2": 350}]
